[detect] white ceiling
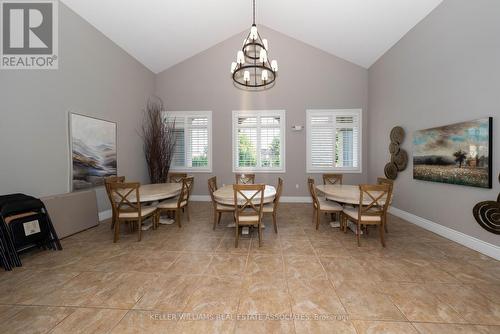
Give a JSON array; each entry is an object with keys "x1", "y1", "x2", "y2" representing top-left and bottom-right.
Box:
[{"x1": 61, "y1": 0, "x2": 443, "y2": 73}]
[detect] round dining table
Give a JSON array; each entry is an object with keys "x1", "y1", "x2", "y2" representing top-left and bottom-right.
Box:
[
  {"x1": 213, "y1": 184, "x2": 276, "y2": 231},
  {"x1": 213, "y1": 184, "x2": 276, "y2": 205},
  {"x1": 315, "y1": 184, "x2": 388, "y2": 230},
  {"x1": 117, "y1": 183, "x2": 182, "y2": 203},
  {"x1": 116, "y1": 183, "x2": 182, "y2": 228},
  {"x1": 315, "y1": 184, "x2": 387, "y2": 205}
]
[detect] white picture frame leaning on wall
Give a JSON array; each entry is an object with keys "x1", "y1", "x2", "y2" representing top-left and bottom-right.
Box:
[{"x1": 69, "y1": 113, "x2": 117, "y2": 191}]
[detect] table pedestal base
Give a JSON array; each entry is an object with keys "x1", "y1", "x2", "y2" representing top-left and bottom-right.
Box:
[
  {"x1": 141, "y1": 223, "x2": 153, "y2": 231},
  {"x1": 159, "y1": 218, "x2": 175, "y2": 225},
  {"x1": 329, "y1": 221, "x2": 341, "y2": 228},
  {"x1": 346, "y1": 221, "x2": 363, "y2": 235}
]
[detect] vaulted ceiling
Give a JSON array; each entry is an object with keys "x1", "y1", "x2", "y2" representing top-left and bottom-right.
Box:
[{"x1": 61, "y1": 0, "x2": 443, "y2": 73}]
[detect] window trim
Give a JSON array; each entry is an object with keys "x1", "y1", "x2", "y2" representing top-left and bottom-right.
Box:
[
  {"x1": 167, "y1": 110, "x2": 213, "y2": 173},
  {"x1": 232, "y1": 110, "x2": 286, "y2": 173},
  {"x1": 306, "y1": 109, "x2": 362, "y2": 174}
]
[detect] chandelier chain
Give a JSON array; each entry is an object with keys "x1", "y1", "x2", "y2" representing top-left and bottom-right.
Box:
[{"x1": 253, "y1": 0, "x2": 256, "y2": 25}]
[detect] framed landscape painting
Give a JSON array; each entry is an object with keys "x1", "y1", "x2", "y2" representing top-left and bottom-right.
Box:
[
  {"x1": 413, "y1": 117, "x2": 492, "y2": 188},
  {"x1": 70, "y1": 113, "x2": 117, "y2": 191}
]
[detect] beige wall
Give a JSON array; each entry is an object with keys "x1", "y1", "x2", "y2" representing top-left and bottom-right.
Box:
[
  {"x1": 368, "y1": 0, "x2": 500, "y2": 245},
  {"x1": 155, "y1": 26, "x2": 368, "y2": 196},
  {"x1": 0, "y1": 3, "x2": 155, "y2": 212}
]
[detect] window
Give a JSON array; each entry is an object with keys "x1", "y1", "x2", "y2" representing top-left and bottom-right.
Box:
[
  {"x1": 232, "y1": 110, "x2": 285, "y2": 172},
  {"x1": 166, "y1": 111, "x2": 212, "y2": 172},
  {"x1": 307, "y1": 109, "x2": 362, "y2": 173}
]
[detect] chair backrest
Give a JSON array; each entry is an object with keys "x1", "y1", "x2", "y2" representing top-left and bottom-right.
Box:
[
  {"x1": 177, "y1": 176, "x2": 194, "y2": 207},
  {"x1": 307, "y1": 178, "x2": 319, "y2": 209},
  {"x1": 104, "y1": 176, "x2": 126, "y2": 217},
  {"x1": 323, "y1": 173, "x2": 343, "y2": 185},
  {"x1": 273, "y1": 178, "x2": 284, "y2": 211},
  {"x1": 109, "y1": 182, "x2": 141, "y2": 217},
  {"x1": 377, "y1": 177, "x2": 394, "y2": 204},
  {"x1": 358, "y1": 184, "x2": 391, "y2": 220},
  {"x1": 207, "y1": 176, "x2": 218, "y2": 207},
  {"x1": 233, "y1": 184, "x2": 265, "y2": 224},
  {"x1": 235, "y1": 173, "x2": 255, "y2": 184},
  {"x1": 169, "y1": 173, "x2": 187, "y2": 183},
  {"x1": 104, "y1": 176, "x2": 125, "y2": 196}
]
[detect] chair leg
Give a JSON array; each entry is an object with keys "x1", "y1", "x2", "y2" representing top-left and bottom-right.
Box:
[
  {"x1": 379, "y1": 223, "x2": 386, "y2": 247},
  {"x1": 213, "y1": 210, "x2": 218, "y2": 230},
  {"x1": 315, "y1": 210, "x2": 321, "y2": 230},
  {"x1": 258, "y1": 223, "x2": 262, "y2": 247},
  {"x1": 356, "y1": 221, "x2": 361, "y2": 246},
  {"x1": 384, "y1": 215, "x2": 388, "y2": 233},
  {"x1": 176, "y1": 209, "x2": 181, "y2": 228},
  {"x1": 217, "y1": 212, "x2": 222, "y2": 224},
  {"x1": 110, "y1": 214, "x2": 115, "y2": 230},
  {"x1": 186, "y1": 205, "x2": 191, "y2": 222},
  {"x1": 113, "y1": 219, "x2": 120, "y2": 243},
  {"x1": 235, "y1": 224, "x2": 239, "y2": 248},
  {"x1": 137, "y1": 218, "x2": 142, "y2": 242},
  {"x1": 272, "y1": 213, "x2": 278, "y2": 233}
]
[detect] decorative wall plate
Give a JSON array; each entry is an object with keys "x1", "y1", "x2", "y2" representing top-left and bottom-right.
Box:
[
  {"x1": 473, "y1": 173, "x2": 500, "y2": 234},
  {"x1": 384, "y1": 162, "x2": 398, "y2": 180},
  {"x1": 389, "y1": 142, "x2": 400, "y2": 154},
  {"x1": 392, "y1": 150, "x2": 408, "y2": 171},
  {"x1": 390, "y1": 126, "x2": 405, "y2": 144},
  {"x1": 473, "y1": 201, "x2": 500, "y2": 234}
]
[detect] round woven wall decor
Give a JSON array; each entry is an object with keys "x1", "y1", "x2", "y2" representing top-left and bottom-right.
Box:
[
  {"x1": 392, "y1": 150, "x2": 408, "y2": 171},
  {"x1": 385, "y1": 126, "x2": 408, "y2": 179},
  {"x1": 390, "y1": 126, "x2": 405, "y2": 144},
  {"x1": 389, "y1": 142, "x2": 400, "y2": 154},
  {"x1": 384, "y1": 162, "x2": 398, "y2": 180}
]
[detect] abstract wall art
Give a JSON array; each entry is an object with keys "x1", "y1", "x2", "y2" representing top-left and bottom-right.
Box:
[
  {"x1": 69, "y1": 113, "x2": 117, "y2": 191},
  {"x1": 413, "y1": 118, "x2": 492, "y2": 188}
]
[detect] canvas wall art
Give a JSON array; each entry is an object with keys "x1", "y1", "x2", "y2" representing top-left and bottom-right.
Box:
[
  {"x1": 413, "y1": 117, "x2": 492, "y2": 188},
  {"x1": 70, "y1": 113, "x2": 117, "y2": 191}
]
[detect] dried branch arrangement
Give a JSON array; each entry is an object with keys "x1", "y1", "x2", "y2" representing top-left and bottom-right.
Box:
[{"x1": 140, "y1": 97, "x2": 176, "y2": 183}]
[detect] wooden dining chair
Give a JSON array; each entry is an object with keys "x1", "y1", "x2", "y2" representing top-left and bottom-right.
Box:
[
  {"x1": 323, "y1": 173, "x2": 343, "y2": 185},
  {"x1": 168, "y1": 173, "x2": 187, "y2": 183},
  {"x1": 308, "y1": 178, "x2": 343, "y2": 230},
  {"x1": 104, "y1": 176, "x2": 125, "y2": 230},
  {"x1": 235, "y1": 173, "x2": 255, "y2": 184},
  {"x1": 341, "y1": 184, "x2": 392, "y2": 247},
  {"x1": 208, "y1": 177, "x2": 234, "y2": 230},
  {"x1": 377, "y1": 177, "x2": 394, "y2": 233},
  {"x1": 263, "y1": 178, "x2": 283, "y2": 233},
  {"x1": 233, "y1": 184, "x2": 265, "y2": 247},
  {"x1": 109, "y1": 182, "x2": 158, "y2": 243},
  {"x1": 157, "y1": 176, "x2": 194, "y2": 227}
]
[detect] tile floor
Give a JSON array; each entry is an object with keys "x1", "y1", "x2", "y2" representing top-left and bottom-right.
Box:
[{"x1": 1, "y1": 202, "x2": 499, "y2": 334}]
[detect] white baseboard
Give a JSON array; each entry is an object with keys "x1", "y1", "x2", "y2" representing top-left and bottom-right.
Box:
[
  {"x1": 189, "y1": 195, "x2": 311, "y2": 203},
  {"x1": 389, "y1": 207, "x2": 500, "y2": 261},
  {"x1": 190, "y1": 195, "x2": 211, "y2": 202},
  {"x1": 98, "y1": 209, "x2": 112, "y2": 222},
  {"x1": 281, "y1": 196, "x2": 311, "y2": 203}
]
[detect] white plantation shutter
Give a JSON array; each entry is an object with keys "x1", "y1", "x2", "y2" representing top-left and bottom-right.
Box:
[
  {"x1": 187, "y1": 117, "x2": 209, "y2": 167},
  {"x1": 166, "y1": 111, "x2": 212, "y2": 172},
  {"x1": 233, "y1": 110, "x2": 286, "y2": 172},
  {"x1": 307, "y1": 109, "x2": 362, "y2": 173}
]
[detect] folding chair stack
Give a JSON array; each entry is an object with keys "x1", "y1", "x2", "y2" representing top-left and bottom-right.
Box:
[{"x1": 0, "y1": 193, "x2": 62, "y2": 271}]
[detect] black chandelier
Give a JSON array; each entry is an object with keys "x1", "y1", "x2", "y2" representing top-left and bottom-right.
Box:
[{"x1": 230, "y1": 0, "x2": 278, "y2": 89}]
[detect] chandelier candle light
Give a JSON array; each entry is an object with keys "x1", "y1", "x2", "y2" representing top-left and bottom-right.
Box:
[{"x1": 231, "y1": 0, "x2": 278, "y2": 89}]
